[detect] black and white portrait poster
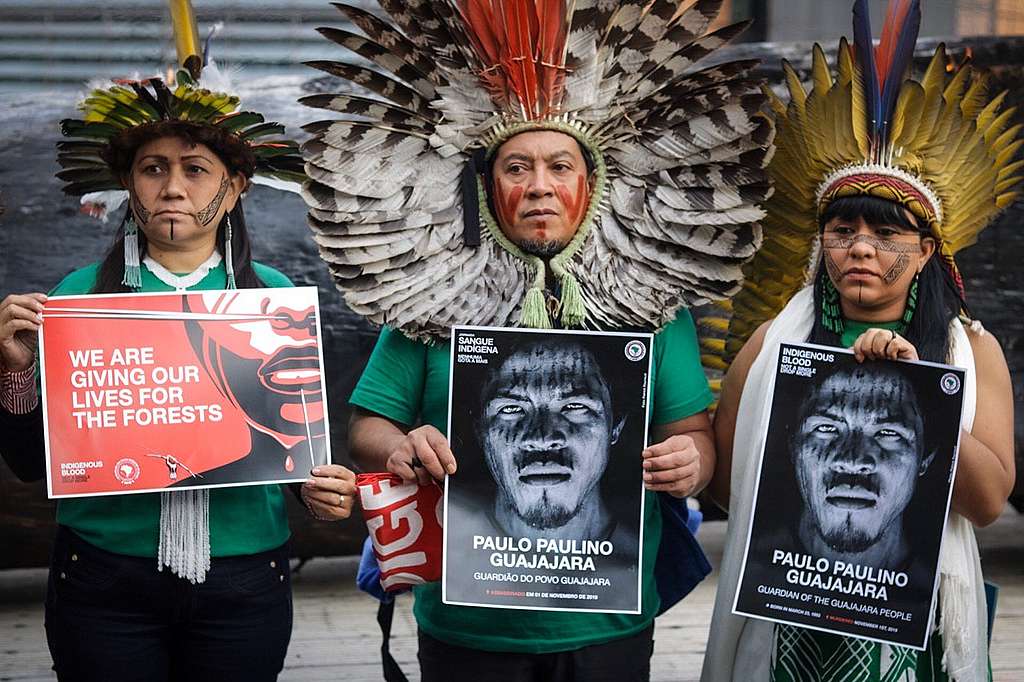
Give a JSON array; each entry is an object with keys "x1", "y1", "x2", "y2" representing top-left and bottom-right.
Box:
[
  {"x1": 733, "y1": 342, "x2": 965, "y2": 649},
  {"x1": 442, "y1": 326, "x2": 653, "y2": 614}
]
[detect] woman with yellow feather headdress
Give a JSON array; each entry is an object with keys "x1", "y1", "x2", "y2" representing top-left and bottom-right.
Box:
[{"x1": 702, "y1": 0, "x2": 1018, "y2": 680}]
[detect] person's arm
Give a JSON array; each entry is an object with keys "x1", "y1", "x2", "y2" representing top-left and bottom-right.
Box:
[
  {"x1": 948, "y1": 328, "x2": 1015, "y2": 526},
  {"x1": 0, "y1": 293, "x2": 47, "y2": 482},
  {"x1": 643, "y1": 410, "x2": 715, "y2": 498},
  {"x1": 707, "y1": 321, "x2": 770, "y2": 511},
  {"x1": 348, "y1": 408, "x2": 456, "y2": 485}
]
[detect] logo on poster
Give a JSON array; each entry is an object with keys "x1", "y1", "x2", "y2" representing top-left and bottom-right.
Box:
[
  {"x1": 113, "y1": 458, "x2": 141, "y2": 485},
  {"x1": 624, "y1": 340, "x2": 646, "y2": 362},
  {"x1": 940, "y1": 373, "x2": 961, "y2": 395}
]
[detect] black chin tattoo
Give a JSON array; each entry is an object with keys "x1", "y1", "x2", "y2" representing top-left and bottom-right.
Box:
[
  {"x1": 196, "y1": 175, "x2": 231, "y2": 226},
  {"x1": 170, "y1": 219, "x2": 175, "y2": 241}
]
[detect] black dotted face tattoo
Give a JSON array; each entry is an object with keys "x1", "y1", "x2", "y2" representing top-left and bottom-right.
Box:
[{"x1": 196, "y1": 175, "x2": 231, "y2": 226}]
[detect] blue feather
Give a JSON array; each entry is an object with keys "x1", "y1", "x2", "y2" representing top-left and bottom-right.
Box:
[
  {"x1": 878, "y1": 0, "x2": 922, "y2": 148},
  {"x1": 852, "y1": 0, "x2": 881, "y2": 152}
]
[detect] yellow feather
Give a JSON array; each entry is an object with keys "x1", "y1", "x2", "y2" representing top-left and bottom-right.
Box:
[
  {"x1": 889, "y1": 81, "x2": 924, "y2": 153},
  {"x1": 811, "y1": 44, "x2": 833, "y2": 94}
]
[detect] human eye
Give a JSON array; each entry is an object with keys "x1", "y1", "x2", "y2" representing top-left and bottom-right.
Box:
[
  {"x1": 813, "y1": 423, "x2": 838, "y2": 433},
  {"x1": 552, "y1": 161, "x2": 573, "y2": 173},
  {"x1": 187, "y1": 164, "x2": 209, "y2": 175},
  {"x1": 563, "y1": 402, "x2": 589, "y2": 413},
  {"x1": 876, "y1": 226, "x2": 899, "y2": 238},
  {"x1": 876, "y1": 427, "x2": 906, "y2": 443},
  {"x1": 141, "y1": 163, "x2": 164, "y2": 175},
  {"x1": 830, "y1": 224, "x2": 854, "y2": 235},
  {"x1": 496, "y1": 403, "x2": 524, "y2": 416},
  {"x1": 505, "y1": 162, "x2": 527, "y2": 175}
]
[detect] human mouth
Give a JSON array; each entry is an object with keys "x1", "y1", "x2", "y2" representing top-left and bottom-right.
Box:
[
  {"x1": 260, "y1": 348, "x2": 322, "y2": 392},
  {"x1": 523, "y1": 208, "x2": 558, "y2": 218},
  {"x1": 825, "y1": 485, "x2": 877, "y2": 509},
  {"x1": 518, "y1": 463, "x2": 572, "y2": 486},
  {"x1": 843, "y1": 268, "x2": 878, "y2": 280}
]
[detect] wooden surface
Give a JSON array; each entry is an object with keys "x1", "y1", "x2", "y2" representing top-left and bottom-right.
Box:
[{"x1": 1, "y1": 509, "x2": 1022, "y2": 681}]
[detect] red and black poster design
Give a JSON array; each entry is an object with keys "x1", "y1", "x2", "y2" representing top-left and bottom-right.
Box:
[{"x1": 39, "y1": 288, "x2": 330, "y2": 498}]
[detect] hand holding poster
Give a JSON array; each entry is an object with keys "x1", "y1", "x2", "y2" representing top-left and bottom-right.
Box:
[
  {"x1": 443, "y1": 326, "x2": 652, "y2": 614},
  {"x1": 732, "y1": 342, "x2": 965, "y2": 649},
  {"x1": 40, "y1": 288, "x2": 330, "y2": 497}
]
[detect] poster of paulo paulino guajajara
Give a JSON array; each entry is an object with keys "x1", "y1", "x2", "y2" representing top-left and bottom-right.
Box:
[
  {"x1": 733, "y1": 342, "x2": 965, "y2": 649},
  {"x1": 443, "y1": 326, "x2": 653, "y2": 614}
]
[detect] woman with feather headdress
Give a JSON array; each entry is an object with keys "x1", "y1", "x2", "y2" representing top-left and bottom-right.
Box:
[
  {"x1": 702, "y1": 1, "x2": 1018, "y2": 680},
  {"x1": 300, "y1": 0, "x2": 775, "y2": 679},
  {"x1": 0, "y1": 63, "x2": 352, "y2": 680}
]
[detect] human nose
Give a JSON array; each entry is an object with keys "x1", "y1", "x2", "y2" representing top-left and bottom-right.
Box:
[
  {"x1": 847, "y1": 233, "x2": 876, "y2": 258},
  {"x1": 521, "y1": 406, "x2": 566, "y2": 450},
  {"x1": 830, "y1": 429, "x2": 878, "y2": 474},
  {"x1": 526, "y1": 166, "x2": 555, "y2": 198},
  {"x1": 159, "y1": 167, "x2": 187, "y2": 199}
]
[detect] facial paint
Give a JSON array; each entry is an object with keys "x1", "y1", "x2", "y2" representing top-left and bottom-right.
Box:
[
  {"x1": 554, "y1": 174, "x2": 589, "y2": 229},
  {"x1": 128, "y1": 178, "x2": 152, "y2": 225},
  {"x1": 169, "y1": 219, "x2": 175, "y2": 241},
  {"x1": 494, "y1": 180, "x2": 524, "y2": 231},
  {"x1": 196, "y1": 175, "x2": 231, "y2": 226},
  {"x1": 822, "y1": 234, "x2": 919, "y2": 287}
]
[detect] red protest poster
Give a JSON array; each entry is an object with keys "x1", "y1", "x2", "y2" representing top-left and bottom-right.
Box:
[{"x1": 39, "y1": 287, "x2": 330, "y2": 498}]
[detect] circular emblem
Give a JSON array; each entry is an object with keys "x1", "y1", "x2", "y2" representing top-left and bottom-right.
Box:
[
  {"x1": 624, "y1": 340, "x2": 647, "y2": 362},
  {"x1": 940, "y1": 372, "x2": 961, "y2": 395},
  {"x1": 114, "y1": 458, "x2": 141, "y2": 486}
]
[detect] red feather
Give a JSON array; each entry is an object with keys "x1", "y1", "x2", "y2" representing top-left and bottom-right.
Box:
[
  {"x1": 458, "y1": 0, "x2": 571, "y2": 120},
  {"x1": 875, "y1": 0, "x2": 912, "y2": 89}
]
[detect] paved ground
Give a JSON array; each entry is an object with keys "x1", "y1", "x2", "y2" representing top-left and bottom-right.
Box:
[{"x1": 1, "y1": 510, "x2": 1022, "y2": 681}]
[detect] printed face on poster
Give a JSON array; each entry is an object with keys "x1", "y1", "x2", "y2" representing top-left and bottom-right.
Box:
[
  {"x1": 442, "y1": 326, "x2": 652, "y2": 614},
  {"x1": 39, "y1": 288, "x2": 330, "y2": 498},
  {"x1": 732, "y1": 342, "x2": 965, "y2": 649}
]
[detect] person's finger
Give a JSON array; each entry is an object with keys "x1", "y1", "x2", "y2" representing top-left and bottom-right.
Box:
[
  {"x1": 310, "y1": 464, "x2": 354, "y2": 481},
  {"x1": 305, "y1": 497, "x2": 348, "y2": 521},
  {"x1": 414, "y1": 465, "x2": 434, "y2": 486},
  {"x1": 643, "y1": 463, "x2": 697, "y2": 484},
  {"x1": 1, "y1": 294, "x2": 47, "y2": 315},
  {"x1": 642, "y1": 434, "x2": 694, "y2": 459},
  {"x1": 852, "y1": 333, "x2": 867, "y2": 363},
  {"x1": 424, "y1": 428, "x2": 457, "y2": 475},
  {"x1": 1, "y1": 318, "x2": 41, "y2": 335},
  {"x1": 304, "y1": 475, "x2": 357, "y2": 496},
  {"x1": 303, "y1": 487, "x2": 348, "y2": 508},
  {"x1": 1, "y1": 302, "x2": 44, "y2": 328},
  {"x1": 645, "y1": 476, "x2": 697, "y2": 494},
  {"x1": 387, "y1": 455, "x2": 418, "y2": 482},
  {"x1": 642, "y1": 449, "x2": 697, "y2": 472},
  {"x1": 411, "y1": 433, "x2": 448, "y2": 481}
]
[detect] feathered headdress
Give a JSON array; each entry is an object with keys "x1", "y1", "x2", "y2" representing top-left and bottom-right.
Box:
[
  {"x1": 719, "y1": 0, "x2": 1022, "y2": 360},
  {"x1": 301, "y1": 0, "x2": 775, "y2": 340},
  {"x1": 57, "y1": 68, "x2": 305, "y2": 198}
]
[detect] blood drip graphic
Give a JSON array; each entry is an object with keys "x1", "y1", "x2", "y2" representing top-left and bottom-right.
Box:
[{"x1": 285, "y1": 455, "x2": 295, "y2": 472}]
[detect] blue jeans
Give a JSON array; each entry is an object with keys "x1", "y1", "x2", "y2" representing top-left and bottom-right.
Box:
[{"x1": 44, "y1": 526, "x2": 292, "y2": 682}]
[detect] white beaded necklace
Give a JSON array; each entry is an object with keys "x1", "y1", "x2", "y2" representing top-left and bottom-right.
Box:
[{"x1": 143, "y1": 251, "x2": 223, "y2": 291}]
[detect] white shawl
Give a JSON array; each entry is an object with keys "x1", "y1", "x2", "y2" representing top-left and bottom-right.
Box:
[{"x1": 700, "y1": 286, "x2": 989, "y2": 682}]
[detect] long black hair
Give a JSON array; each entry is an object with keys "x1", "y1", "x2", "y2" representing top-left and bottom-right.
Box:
[
  {"x1": 808, "y1": 195, "x2": 964, "y2": 363},
  {"x1": 92, "y1": 121, "x2": 266, "y2": 294}
]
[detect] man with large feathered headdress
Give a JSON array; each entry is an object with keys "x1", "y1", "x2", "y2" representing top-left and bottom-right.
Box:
[{"x1": 301, "y1": 1, "x2": 775, "y2": 678}]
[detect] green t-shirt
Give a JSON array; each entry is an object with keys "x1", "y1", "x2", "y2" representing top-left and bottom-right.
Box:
[
  {"x1": 349, "y1": 312, "x2": 714, "y2": 653},
  {"x1": 839, "y1": 319, "x2": 902, "y2": 348},
  {"x1": 50, "y1": 260, "x2": 293, "y2": 558}
]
